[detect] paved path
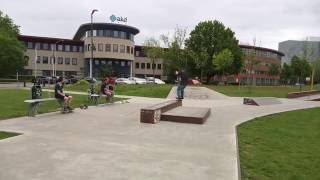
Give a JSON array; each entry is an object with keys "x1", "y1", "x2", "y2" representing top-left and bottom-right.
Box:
[{"x1": 0, "y1": 87, "x2": 319, "y2": 180}]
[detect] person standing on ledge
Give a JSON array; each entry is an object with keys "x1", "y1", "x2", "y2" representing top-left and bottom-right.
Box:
[{"x1": 176, "y1": 69, "x2": 188, "y2": 99}]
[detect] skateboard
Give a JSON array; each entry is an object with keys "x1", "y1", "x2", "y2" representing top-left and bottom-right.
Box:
[
  {"x1": 80, "y1": 104, "x2": 88, "y2": 110},
  {"x1": 62, "y1": 107, "x2": 74, "y2": 113}
]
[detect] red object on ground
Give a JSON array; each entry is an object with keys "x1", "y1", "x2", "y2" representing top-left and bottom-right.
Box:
[{"x1": 188, "y1": 79, "x2": 202, "y2": 85}]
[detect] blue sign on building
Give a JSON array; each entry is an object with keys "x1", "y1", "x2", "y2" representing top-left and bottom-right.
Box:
[{"x1": 109, "y1": 14, "x2": 127, "y2": 23}]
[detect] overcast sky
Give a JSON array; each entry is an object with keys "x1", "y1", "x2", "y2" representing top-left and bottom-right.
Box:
[{"x1": 1, "y1": 0, "x2": 319, "y2": 50}]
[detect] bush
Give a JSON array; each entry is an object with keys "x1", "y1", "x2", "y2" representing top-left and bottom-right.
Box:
[{"x1": 75, "y1": 79, "x2": 89, "y2": 86}]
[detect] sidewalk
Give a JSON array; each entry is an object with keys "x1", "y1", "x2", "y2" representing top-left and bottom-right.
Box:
[{"x1": 0, "y1": 87, "x2": 319, "y2": 180}]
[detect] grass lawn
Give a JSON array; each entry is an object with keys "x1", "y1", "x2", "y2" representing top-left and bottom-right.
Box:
[
  {"x1": 65, "y1": 82, "x2": 173, "y2": 98},
  {"x1": 0, "y1": 89, "x2": 124, "y2": 120},
  {"x1": 207, "y1": 85, "x2": 311, "y2": 98},
  {"x1": 238, "y1": 108, "x2": 320, "y2": 179},
  {"x1": 0, "y1": 131, "x2": 20, "y2": 140}
]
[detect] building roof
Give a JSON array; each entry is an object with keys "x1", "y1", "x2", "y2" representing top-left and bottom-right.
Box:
[
  {"x1": 73, "y1": 23, "x2": 140, "y2": 40},
  {"x1": 18, "y1": 35, "x2": 83, "y2": 45},
  {"x1": 239, "y1": 44, "x2": 285, "y2": 56}
]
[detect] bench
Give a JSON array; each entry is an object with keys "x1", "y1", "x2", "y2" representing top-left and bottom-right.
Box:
[
  {"x1": 140, "y1": 100, "x2": 182, "y2": 124},
  {"x1": 24, "y1": 98, "x2": 56, "y2": 117},
  {"x1": 88, "y1": 92, "x2": 114, "y2": 105}
]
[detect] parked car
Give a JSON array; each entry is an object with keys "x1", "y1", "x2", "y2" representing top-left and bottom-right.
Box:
[
  {"x1": 128, "y1": 77, "x2": 147, "y2": 84},
  {"x1": 146, "y1": 77, "x2": 166, "y2": 84},
  {"x1": 115, "y1": 78, "x2": 136, "y2": 85},
  {"x1": 83, "y1": 77, "x2": 97, "y2": 83}
]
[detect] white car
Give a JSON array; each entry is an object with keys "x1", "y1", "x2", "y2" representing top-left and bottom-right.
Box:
[
  {"x1": 146, "y1": 77, "x2": 166, "y2": 84},
  {"x1": 128, "y1": 77, "x2": 147, "y2": 84},
  {"x1": 115, "y1": 78, "x2": 135, "y2": 85}
]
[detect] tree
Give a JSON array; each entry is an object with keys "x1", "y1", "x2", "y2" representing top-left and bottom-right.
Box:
[
  {"x1": 143, "y1": 38, "x2": 163, "y2": 82},
  {"x1": 291, "y1": 56, "x2": 311, "y2": 85},
  {"x1": 160, "y1": 26, "x2": 190, "y2": 82},
  {"x1": 213, "y1": 49, "x2": 234, "y2": 79},
  {"x1": 185, "y1": 20, "x2": 243, "y2": 83},
  {"x1": 268, "y1": 64, "x2": 280, "y2": 76},
  {"x1": 280, "y1": 63, "x2": 293, "y2": 84},
  {"x1": 0, "y1": 11, "x2": 25, "y2": 77}
]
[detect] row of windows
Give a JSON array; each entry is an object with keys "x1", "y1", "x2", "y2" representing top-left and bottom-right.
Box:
[
  {"x1": 25, "y1": 42, "x2": 83, "y2": 52},
  {"x1": 242, "y1": 48, "x2": 281, "y2": 60},
  {"x1": 84, "y1": 30, "x2": 134, "y2": 41},
  {"x1": 135, "y1": 62, "x2": 162, "y2": 70},
  {"x1": 93, "y1": 60, "x2": 131, "y2": 67},
  {"x1": 35, "y1": 56, "x2": 78, "y2": 65},
  {"x1": 84, "y1": 44, "x2": 134, "y2": 54}
]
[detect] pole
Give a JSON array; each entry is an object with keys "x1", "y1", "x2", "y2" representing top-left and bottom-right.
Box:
[
  {"x1": 90, "y1": 9, "x2": 98, "y2": 78},
  {"x1": 311, "y1": 66, "x2": 315, "y2": 90},
  {"x1": 34, "y1": 47, "x2": 38, "y2": 77}
]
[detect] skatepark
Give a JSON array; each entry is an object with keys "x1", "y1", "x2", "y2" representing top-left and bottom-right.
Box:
[{"x1": 0, "y1": 86, "x2": 319, "y2": 180}]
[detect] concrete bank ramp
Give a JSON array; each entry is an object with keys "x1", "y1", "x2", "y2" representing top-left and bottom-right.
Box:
[
  {"x1": 161, "y1": 106, "x2": 211, "y2": 124},
  {"x1": 243, "y1": 97, "x2": 282, "y2": 106}
]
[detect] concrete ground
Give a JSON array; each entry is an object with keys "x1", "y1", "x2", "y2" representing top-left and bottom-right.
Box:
[{"x1": 0, "y1": 87, "x2": 319, "y2": 180}]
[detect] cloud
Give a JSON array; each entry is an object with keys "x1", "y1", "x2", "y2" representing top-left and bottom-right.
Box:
[{"x1": 1, "y1": 0, "x2": 319, "y2": 49}]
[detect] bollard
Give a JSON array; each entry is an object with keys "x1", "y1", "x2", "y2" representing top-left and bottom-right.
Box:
[{"x1": 24, "y1": 81, "x2": 26, "y2": 87}]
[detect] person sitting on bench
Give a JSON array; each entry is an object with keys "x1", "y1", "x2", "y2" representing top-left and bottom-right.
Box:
[
  {"x1": 55, "y1": 77, "x2": 73, "y2": 111},
  {"x1": 100, "y1": 77, "x2": 114, "y2": 103}
]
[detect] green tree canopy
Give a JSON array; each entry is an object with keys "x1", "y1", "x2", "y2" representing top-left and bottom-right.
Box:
[
  {"x1": 185, "y1": 20, "x2": 243, "y2": 82},
  {"x1": 280, "y1": 63, "x2": 293, "y2": 84},
  {"x1": 291, "y1": 56, "x2": 311, "y2": 83},
  {"x1": 0, "y1": 11, "x2": 25, "y2": 77},
  {"x1": 268, "y1": 63, "x2": 280, "y2": 76},
  {"x1": 213, "y1": 49, "x2": 234, "y2": 75}
]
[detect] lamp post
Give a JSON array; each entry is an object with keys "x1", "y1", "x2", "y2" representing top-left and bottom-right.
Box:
[
  {"x1": 90, "y1": 9, "x2": 98, "y2": 78},
  {"x1": 52, "y1": 40, "x2": 64, "y2": 77}
]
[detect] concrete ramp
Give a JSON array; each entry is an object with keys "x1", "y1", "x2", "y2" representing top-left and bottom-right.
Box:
[
  {"x1": 243, "y1": 97, "x2": 282, "y2": 106},
  {"x1": 161, "y1": 106, "x2": 211, "y2": 124}
]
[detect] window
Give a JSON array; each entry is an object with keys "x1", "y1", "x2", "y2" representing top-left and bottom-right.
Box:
[
  {"x1": 121, "y1": 61, "x2": 125, "y2": 67},
  {"x1": 113, "y1": 31, "x2": 119, "y2": 38},
  {"x1": 152, "y1": 63, "x2": 156, "y2": 69},
  {"x1": 58, "y1": 57, "x2": 63, "y2": 64},
  {"x1": 50, "y1": 44, "x2": 55, "y2": 51},
  {"x1": 79, "y1": 46, "x2": 83, "y2": 52},
  {"x1": 127, "y1": 61, "x2": 131, "y2": 66},
  {"x1": 141, "y1": 63, "x2": 145, "y2": 69},
  {"x1": 95, "y1": 60, "x2": 99, "y2": 65},
  {"x1": 157, "y1": 64, "x2": 162, "y2": 70},
  {"x1": 107, "y1": 61, "x2": 112, "y2": 65},
  {"x1": 106, "y1": 30, "x2": 112, "y2": 37},
  {"x1": 105, "y1": 44, "x2": 111, "y2": 52},
  {"x1": 131, "y1": 47, "x2": 134, "y2": 54},
  {"x1": 147, "y1": 63, "x2": 150, "y2": 69},
  {"x1": 42, "y1": 56, "x2": 49, "y2": 64},
  {"x1": 35, "y1": 43, "x2": 40, "y2": 50},
  {"x1": 72, "y1": 58, "x2": 77, "y2": 65},
  {"x1": 98, "y1": 44, "x2": 103, "y2": 51},
  {"x1": 97, "y1": 30, "x2": 103, "y2": 37},
  {"x1": 36, "y1": 56, "x2": 41, "y2": 64},
  {"x1": 135, "y1": 62, "x2": 140, "y2": 69},
  {"x1": 24, "y1": 56, "x2": 29, "y2": 66},
  {"x1": 113, "y1": 44, "x2": 118, "y2": 52},
  {"x1": 120, "y1": 45, "x2": 125, "y2": 53},
  {"x1": 135, "y1": 51, "x2": 140, "y2": 56},
  {"x1": 120, "y1": 31, "x2": 126, "y2": 39},
  {"x1": 65, "y1": 58, "x2": 70, "y2": 65},
  {"x1": 72, "y1": 46, "x2": 77, "y2": 52},
  {"x1": 58, "y1": 44, "x2": 63, "y2": 51},
  {"x1": 50, "y1": 57, "x2": 55, "y2": 64},
  {"x1": 65, "y1": 45, "x2": 70, "y2": 52},
  {"x1": 43, "y1": 43, "x2": 49, "y2": 50},
  {"x1": 27, "y1": 42, "x2": 33, "y2": 49},
  {"x1": 101, "y1": 60, "x2": 106, "y2": 65},
  {"x1": 93, "y1": 30, "x2": 97, "y2": 37},
  {"x1": 126, "y1": 46, "x2": 130, "y2": 54}
]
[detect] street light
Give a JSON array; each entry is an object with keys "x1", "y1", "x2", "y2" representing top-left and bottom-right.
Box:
[
  {"x1": 51, "y1": 40, "x2": 64, "y2": 77},
  {"x1": 90, "y1": 9, "x2": 98, "y2": 78}
]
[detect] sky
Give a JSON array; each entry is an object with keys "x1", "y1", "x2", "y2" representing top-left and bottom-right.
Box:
[{"x1": 1, "y1": 0, "x2": 319, "y2": 50}]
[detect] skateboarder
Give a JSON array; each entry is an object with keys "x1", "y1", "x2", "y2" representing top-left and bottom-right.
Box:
[
  {"x1": 55, "y1": 77, "x2": 73, "y2": 112},
  {"x1": 176, "y1": 69, "x2": 188, "y2": 99}
]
